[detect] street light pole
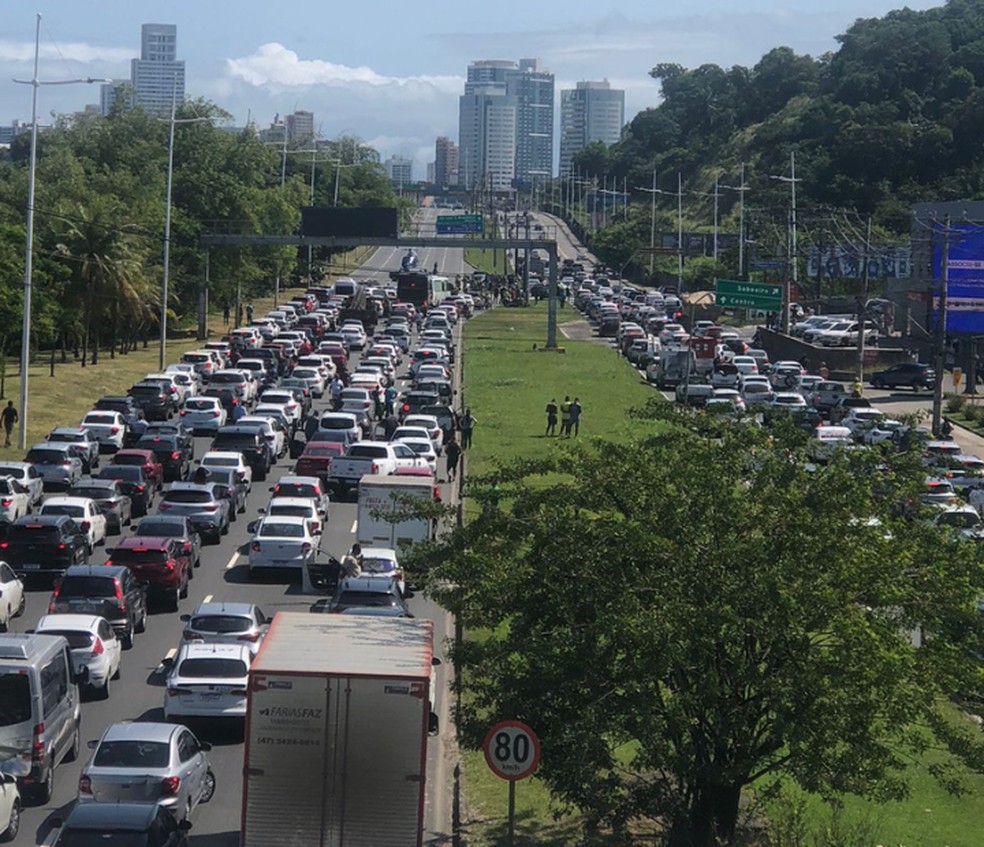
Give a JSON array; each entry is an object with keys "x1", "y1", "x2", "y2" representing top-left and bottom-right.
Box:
[
  {"x1": 721, "y1": 163, "x2": 749, "y2": 278},
  {"x1": 770, "y1": 153, "x2": 802, "y2": 333},
  {"x1": 13, "y1": 13, "x2": 109, "y2": 449}
]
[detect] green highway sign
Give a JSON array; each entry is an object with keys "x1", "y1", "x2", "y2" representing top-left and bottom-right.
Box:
[
  {"x1": 715, "y1": 279, "x2": 783, "y2": 310},
  {"x1": 437, "y1": 214, "x2": 484, "y2": 234}
]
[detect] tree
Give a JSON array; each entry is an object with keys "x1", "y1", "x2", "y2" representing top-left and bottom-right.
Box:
[{"x1": 417, "y1": 408, "x2": 984, "y2": 846}]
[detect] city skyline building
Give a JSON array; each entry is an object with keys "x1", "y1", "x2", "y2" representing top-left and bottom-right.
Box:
[
  {"x1": 458, "y1": 84, "x2": 516, "y2": 191},
  {"x1": 385, "y1": 154, "x2": 413, "y2": 186},
  {"x1": 434, "y1": 135, "x2": 459, "y2": 186},
  {"x1": 130, "y1": 23, "x2": 185, "y2": 114},
  {"x1": 285, "y1": 110, "x2": 314, "y2": 144},
  {"x1": 506, "y1": 59, "x2": 554, "y2": 184},
  {"x1": 559, "y1": 80, "x2": 625, "y2": 177}
]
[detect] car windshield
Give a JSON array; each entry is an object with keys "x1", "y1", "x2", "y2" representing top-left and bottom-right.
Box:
[
  {"x1": 42, "y1": 629, "x2": 96, "y2": 649},
  {"x1": 162, "y1": 491, "x2": 211, "y2": 504},
  {"x1": 99, "y1": 467, "x2": 141, "y2": 481},
  {"x1": 268, "y1": 505, "x2": 312, "y2": 518},
  {"x1": 5, "y1": 525, "x2": 58, "y2": 542},
  {"x1": 258, "y1": 522, "x2": 305, "y2": 538},
  {"x1": 362, "y1": 556, "x2": 396, "y2": 573},
  {"x1": 26, "y1": 449, "x2": 67, "y2": 464},
  {"x1": 111, "y1": 549, "x2": 167, "y2": 565},
  {"x1": 59, "y1": 576, "x2": 118, "y2": 598},
  {"x1": 336, "y1": 591, "x2": 397, "y2": 608},
  {"x1": 42, "y1": 505, "x2": 85, "y2": 518},
  {"x1": 0, "y1": 673, "x2": 31, "y2": 727},
  {"x1": 185, "y1": 400, "x2": 218, "y2": 411},
  {"x1": 190, "y1": 615, "x2": 250, "y2": 634},
  {"x1": 93, "y1": 740, "x2": 170, "y2": 768},
  {"x1": 70, "y1": 486, "x2": 113, "y2": 500},
  {"x1": 177, "y1": 658, "x2": 247, "y2": 678},
  {"x1": 83, "y1": 414, "x2": 116, "y2": 425}
]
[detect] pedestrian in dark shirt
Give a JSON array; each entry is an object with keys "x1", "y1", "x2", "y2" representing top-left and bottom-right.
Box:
[
  {"x1": 1, "y1": 401, "x2": 17, "y2": 447},
  {"x1": 444, "y1": 437, "x2": 461, "y2": 482},
  {"x1": 569, "y1": 397, "x2": 582, "y2": 437},
  {"x1": 544, "y1": 399, "x2": 558, "y2": 436},
  {"x1": 458, "y1": 409, "x2": 476, "y2": 449}
]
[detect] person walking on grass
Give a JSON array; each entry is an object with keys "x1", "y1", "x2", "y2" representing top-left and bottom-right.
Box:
[
  {"x1": 458, "y1": 408, "x2": 476, "y2": 449},
  {"x1": 559, "y1": 396, "x2": 572, "y2": 437},
  {"x1": 444, "y1": 437, "x2": 461, "y2": 482},
  {"x1": 569, "y1": 397, "x2": 582, "y2": 437},
  {"x1": 544, "y1": 398, "x2": 558, "y2": 436},
  {"x1": 1, "y1": 401, "x2": 17, "y2": 447}
]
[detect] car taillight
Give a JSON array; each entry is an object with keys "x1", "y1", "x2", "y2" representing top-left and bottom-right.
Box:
[
  {"x1": 434, "y1": 486, "x2": 441, "y2": 500},
  {"x1": 171, "y1": 451, "x2": 180, "y2": 460},
  {"x1": 231, "y1": 687, "x2": 248, "y2": 695},
  {"x1": 32, "y1": 723, "x2": 45, "y2": 761},
  {"x1": 165, "y1": 559, "x2": 176, "y2": 571},
  {"x1": 238, "y1": 632, "x2": 261, "y2": 642},
  {"x1": 371, "y1": 463, "x2": 379, "y2": 473},
  {"x1": 57, "y1": 543, "x2": 66, "y2": 551},
  {"x1": 78, "y1": 774, "x2": 92, "y2": 794},
  {"x1": 251, "y1": 541, "x2": 261, "y2": 552},
  {"x1": 166, "y1": 688, "x2": 192, "y2": 698},
  {"x1": 302, "y1": 542, "x2": 312, "y2": 554},
  {"x1": 202, "y1": 504, "x2": 218, "y2": 512},
  {"x1": 0, "y1": 499, "x2": 10, "y2": 508},
  {"x1": 110, "y1": 426, "x2": 119, "y2": 434},
  {"x1": 179, "y1": 410, "x2": 187, "y2": 416},
  {"x1": 0, "y1": 543, "x2": 6, "y2": 550},
  {"x1": 136, "y1": 484, "x2": 145, "y2": 492},
  {"x1": 159, "y1": 502, "x2": 169, "y2": 511},
  {"x1": 213, "y1": 410, "x2": 221, "y2": 417},
  {"x1": 91, "y1": 638, "x2": 104, "y2": 657}
]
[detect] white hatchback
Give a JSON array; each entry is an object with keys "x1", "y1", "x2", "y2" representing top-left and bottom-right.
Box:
[
  {"x1": 39, "y1": 496, "x2": 107, "y2": 552},
  {"x1": 180, "y1": 397, "x2": 227, "y2": 434},
  {"x1": 35, "y1": 613, "x2": 122, "y2": 700},
  {"x1": 163, "y1": 642, "x2": 251, "y2": 721}
]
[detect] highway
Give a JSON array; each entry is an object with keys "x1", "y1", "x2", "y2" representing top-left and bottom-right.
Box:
[{"x1": 15, "y1": 241, "x2": 462, "y2": 846}]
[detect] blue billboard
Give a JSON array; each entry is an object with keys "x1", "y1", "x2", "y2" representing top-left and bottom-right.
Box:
[{"x1": 932, "y1": 223, "x2": 984, "y2": 333}]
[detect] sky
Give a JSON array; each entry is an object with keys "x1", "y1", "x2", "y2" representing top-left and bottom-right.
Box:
[{"x1": 3, "y1": 0, "x2": 942, "y2": 175}]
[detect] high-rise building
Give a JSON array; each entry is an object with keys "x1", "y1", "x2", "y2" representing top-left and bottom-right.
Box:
[
  {"x1": 0, "y1": 121, "x2": 29, "y2": 146},
  {"x1": 434, "y1": 136, "x2": 459, "y2": 186},
  {"x1": 559, "y1": 80, "x2": 625, "y2": 177},
  {"x1": 286, "y1": 110, "x2": 314, "y2": 144},
  {"x1": 131, "y1": 23, "x2": 185, "y2": 114},
  {"x1": 459, "y1": 85, "x2": 516, "y2": 192},
  {"x1": 99, "y1": 79, "x2": 130, "y2": 116},
  {"x1": 385, "y1": 155, "x2": 413, "y2": 186},
  {"x1": 426, "y1": 161, "x2": 436, "y2": 184},
  {"x1": 506, "y1": 59, "x2": 554, "y2": 183}
]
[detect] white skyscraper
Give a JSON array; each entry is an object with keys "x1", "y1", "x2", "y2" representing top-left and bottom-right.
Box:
[
  {"x1": 131, "y1": 23, "x2": 185, "y2": 114},
  {"x1": 385, "y1": 155, "x2": 413, "y2": 187},
  {"x1": 506, "y1": 59, "x2": 554, "y2": 182},
  {"x1": 459, "y1": 84, "x2": 517, "y2": 192},
  {"x1": 559, "y1": 80, "x2": 625, "y2": 177}
]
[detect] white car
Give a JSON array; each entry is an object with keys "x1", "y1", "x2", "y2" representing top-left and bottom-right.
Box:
[
  {"x1": 80, "y1": 411, "x2": 127, "y2": 452},
  {"x1": 841, "y1": 408, "x2": 887, "y2": 439},
  {"x1": 402, "y1": 414, "x2": 443, "y2": 454},
  {"x1": 163, "y1": 642, "x2": 251, "y2": 721},
  {"x1": 145, "y1": 372, "x2": 188, "y2": 404},
  {"x1": 263, "y1": 496, "x2": 323, "y2": 538},
  {"x1": 40, "y1": 496, "x2": 108, "y2": 552},
  {"x1": 359, "y1": 546, "x2": 406, "y2": 595},
  {"x1": 0, "y1": 475, "x2": 31, "y2": 524},
  {"x1": 35, "y1": 613, "x2": 121, "y2": 700},
  {"x1": 659, "y1": 323, "x2": 685, "y2": 344},
  {"x1": 258, "y1": 391, "x2": 302, "y2": 426},
  {"x1": 731, "y1": 355, "x2": 759, "y2": 376},
  {"x1": 180, "y1": 396, "x2": 228, "y2": 434},
  {"x1": 770, "y1": 392, "x2": 808, "y2": 409},
  {"x1": 200, "y1": 451, "x2": 252, "y2": 492},
  {"x1": 270, "y1": 474, "x2": 330, "y2": 518},
  {"x1": 167, "y1": 370, "x2": 201, "y2": 399},
  {"x1": 0, "y1": 758, "x2": 21, "y2": 841},
  {"x1": 398, "y1": 438, "x2": 438, "y2": 473},
  {"x1": 710, "y1": 388, "x2": 746, "y2": 414},
  {"x1": 0, "y1": 462, "x2": 43, "y2": 508},
  {"x1": 291, "y1": 367, "x2": 326, "y2": 398},
  {"x1": 239, "y1": 415, "x2": 286, "y2": 459},
  {"x1": 247, "y1": 514, "x2": 319, "y2": 574},
  {"x1": 340, "y1": 322, "x2": 368, "y2": 350},
  {"x1": 0, "y1": 561, "x2": 25, "y2": 631}
]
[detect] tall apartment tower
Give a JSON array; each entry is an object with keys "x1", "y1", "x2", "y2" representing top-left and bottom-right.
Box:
[
  {"x1": 286, "y1": 110, "x2": 314, "y2": 144},
  {"x1": 506, "y1": 59, "x2": 554, "y2": 183},
  {"x1": 559, "y1": 80, "x2": 625, "y2": 177},
  {"x1": 131, "y1": 23, "x2": 185, "y2": 114},
  {"x1": 434, "y1": 136, "x2": 459, "y2": 186},
  {"x1": 458, "y1": 84, "x2": 516, "y2": 192}
]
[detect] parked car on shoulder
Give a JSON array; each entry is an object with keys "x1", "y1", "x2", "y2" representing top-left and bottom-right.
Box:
[{"x1": 870, "y1": 362, "x2": 935, "y2": 391}]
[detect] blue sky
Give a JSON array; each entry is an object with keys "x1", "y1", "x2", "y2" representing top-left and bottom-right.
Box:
[{"x1": 4, "y1": 0, "x2": 941, "y2": 173}]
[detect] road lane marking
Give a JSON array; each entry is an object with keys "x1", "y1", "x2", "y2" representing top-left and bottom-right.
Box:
[
  {"x1": 225, "y1": 552, "x2": 239, "y2": 570},
  {"x1": 203, "y1": 594, "x2": 213, "y2": 603},
  {"x1": 350, "y1": 519, "x2": 358, "y2": 534}
]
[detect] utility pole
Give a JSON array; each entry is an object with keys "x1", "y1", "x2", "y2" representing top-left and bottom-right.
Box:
[
  {"x1": 932, "y1": 216, "x2": 950, "y2": 436},
  {"x1": 721, "y1": 164, "x2": 749, "y2": 279},
  {"x1": 712, "y1": 175, "x2": 719, "y2": 262},
  {"x1": 855, "y1": 217, "x2": 872, "y2": 381},
  {"x1": 677, "y1": 172, "x2": 683, "y2": 289},
  {"x1": 770, "y1": 153, "x2": 801, "y2": 332}
]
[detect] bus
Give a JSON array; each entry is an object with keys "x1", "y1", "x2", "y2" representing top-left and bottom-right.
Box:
[{"x1": 396, "y1": 272, "x2": 453, "y2": 309}]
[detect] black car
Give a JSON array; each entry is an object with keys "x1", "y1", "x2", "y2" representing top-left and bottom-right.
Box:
[
  {"x1": 869, "y1": 362, "x2": 935, "y2": 391},
  {"x1": 96, "y1": 465, "x2": 153, "y2": 516},
  {"x1": 399, "y1": 390, "x2": 441, "y2": 421},
  {"x1": 127, "y1": 383, "x2": 173, "y2": 421},
  {"x1": 132, "y1": 514, "x2": 202, "y2": 569},
  {"x1": 313, "y1": 574, "x2": 412, "y2": 615},
  {"x1": 211, "y1": 426, "x2": 273, "y2": 481},
  {"x1": 133, "y1": 435, "x2": 190, "y2": 482},
  {"x1": 51, "y1": 802, "x2": 190, "y2": 847},
  {"x1": 0, "y1": 514, "x2": 88, "y2": 579},
  {"x1": 67, "y1": 479, "x2": 134, "y2": 534},
  {"x1": 48, "y1": 564, "x2": 147, "y2": 649}
]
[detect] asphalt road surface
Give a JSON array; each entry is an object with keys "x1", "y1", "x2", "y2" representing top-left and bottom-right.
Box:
[{"x1": 18, "y1": 262, "x2": 462, "y2": 845}]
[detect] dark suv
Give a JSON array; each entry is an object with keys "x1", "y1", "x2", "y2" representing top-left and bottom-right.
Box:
[
  {"x1": 211, "y1": 426, "x2": 272, "y2": 481},
  {"x1": 133, "y1": 435, "x2": 190, "y2": 482},
  {"x1": 869, "y1": 362, "x2": 935, "y2": 391},
  {"x1": 127, "y1": 383, "x2": 173, "y2": 422},
  {"x1": 97, "y1": 465, "x2": 153, "y2": 516},
  {"x1": 48, "y1": 564, "x2": 147, "y2": 648},
  {"x1": 0, "y1": 514, "x2": 88, "y2": 579},
  {"x1": 106, "y1": 536, "x2": 192, "y2": 612}
]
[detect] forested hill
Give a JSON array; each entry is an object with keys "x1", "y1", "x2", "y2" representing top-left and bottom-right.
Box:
[{"x1": 580, "y1": 0, "x2": 984, "y2": 235}]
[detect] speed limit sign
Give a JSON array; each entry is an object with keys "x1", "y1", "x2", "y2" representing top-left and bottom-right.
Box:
[{"x1": 483, "y1": 720, "x2": 541, "y2": 781}]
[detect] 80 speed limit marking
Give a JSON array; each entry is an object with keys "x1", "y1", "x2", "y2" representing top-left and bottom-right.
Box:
[{"x1": 483, "y1": 720, "x2": 541, "y2": 781}]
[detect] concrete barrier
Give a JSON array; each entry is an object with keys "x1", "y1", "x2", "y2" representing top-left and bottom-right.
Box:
[{"x1": 756, "y1": 327, "x2": 912, "y2": 375}]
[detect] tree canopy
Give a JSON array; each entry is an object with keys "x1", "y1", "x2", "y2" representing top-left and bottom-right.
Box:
[{"x1": 416, "y1": 405, "x2": 984, "y2": 845}]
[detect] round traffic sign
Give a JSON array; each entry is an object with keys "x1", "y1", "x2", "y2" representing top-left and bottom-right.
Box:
[{"x1": 483, "y1": 720, "x2": 541, "y2": 781}]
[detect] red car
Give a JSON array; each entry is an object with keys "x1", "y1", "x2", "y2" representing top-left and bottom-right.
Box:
[
  {"x1": 105, "y1": 536, "x2": 192, "y2": 611},
  {"x1": 294, "y1": 441, "x2": 346, "y2": 483},
  {"x1": 112, "y1": 448, "x2": 164, "y2": 493}
]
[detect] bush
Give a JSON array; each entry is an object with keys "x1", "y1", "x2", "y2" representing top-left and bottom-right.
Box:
[
  {"x1": 946, "y1": 394, "x2": 967, "y2": 413},
  {"x1": 962, "y1": 403, "x2": 979, "y2": 422}
]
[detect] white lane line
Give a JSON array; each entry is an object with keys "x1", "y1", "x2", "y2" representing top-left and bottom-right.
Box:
[
  {"x1": 156, "y1": 647, "x2": 177, "y2": 672},
  {"x1": 350, "y1": 519, "x2": 358, "y2": 534},
  {"x1": 203, "y1": 594, "x2": 213, "y2": 604},
  {"x1": 225, "y1": 552, "x2": 240, "y2": 570}
]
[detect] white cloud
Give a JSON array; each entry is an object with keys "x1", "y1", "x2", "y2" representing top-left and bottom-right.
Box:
[
  {"x1": 0, "y1": 39, "x2": 132, "y2": 65},
  {"x1": 226, "y1": 43, "x2": 462, "y2": 95}
]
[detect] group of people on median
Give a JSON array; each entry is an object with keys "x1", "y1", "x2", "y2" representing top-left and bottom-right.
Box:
[{"x1": 544, "y1": 396, "x2": 582, "y2": 437}]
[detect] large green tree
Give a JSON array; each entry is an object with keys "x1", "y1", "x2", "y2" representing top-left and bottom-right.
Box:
[{"x1": 418, "y1": 407, "x2": 984, "y2": 846}]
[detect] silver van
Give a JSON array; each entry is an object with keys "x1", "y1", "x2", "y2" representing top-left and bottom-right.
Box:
[{"x1": 0, "y1": 633, "x2": 85, "y2": 804}]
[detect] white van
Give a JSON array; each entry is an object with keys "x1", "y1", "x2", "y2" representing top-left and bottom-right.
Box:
[
  {"x1": 809, "y1": 425, "x2": 854, "y2": 463},
  {"x1": 333, "y1": 278, "x2": 358, "y2": 299},
  {"x1": 0, "y1": 633, "x2": 85, "y2": 804}
]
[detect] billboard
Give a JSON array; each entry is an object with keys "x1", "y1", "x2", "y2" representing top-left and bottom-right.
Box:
[
  {"x1": 301, "y1": 207, "x2": 398, "y2": 238},
  {"x1": 932, "y1": 223, "x2": 984, "y2": 333},
  {"x1": 806, "y1": 245, "x2": 911, "y2": 280}
]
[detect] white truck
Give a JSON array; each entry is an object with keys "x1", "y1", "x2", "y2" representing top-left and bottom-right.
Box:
[
  {"x1": 357, "y1": 474, "x2": 437, "y2": 550},
  {"x1": 328, "y1": 441, "x2": 424, "y2": 498},
  {"x1": 241, "y1": 613, "x2": 435, "y2": 847}
]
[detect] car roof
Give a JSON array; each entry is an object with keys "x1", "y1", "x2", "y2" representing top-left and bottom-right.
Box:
[
  {"x1": 40, "y1": 497, "x2": 91, "y2": 508},
  {"x1": 360, "y1": 546, "x2": 398, "y2": 559},
  {"x1": 275, "y1": 475, "x2": 322, "y2": 487},
  {"x1": 267, "y1": 497, "x2": 316, "y2": 509},
  {"x1": 192, "y1": 600, "x2": 257, "y2": 617},
  {"x1": 203, "y1": 451, "x2": 245, "y2": 460},
  {"x1": 259, "y1": 514, "x2": 308, "y2": 524},
  {"x1": 166, "y1": 482, "x2": 219, "y2": 493},
  {"x1": 176, "y1": 642, "x2": 251, "y2": 661},
  {"x1": 61, "y1": 564, "x2": 129, "y2": 579},
  {"x1": 36, "y1": 614, "x2": 104, "y2": 631},
  {"x1": 337, "y1": 575, "x2": 400, "y2": 593},
  {"x1": 117, "y1": 537, "x2": 171, "y2": 549},
  {"x1": 29, "y1": 442, "x2": 72, "y2": 452},
  {"x1": 63, "y1": 802, "x2": 162, "y2": 830},
  {"x1": 101, "y1": 721, "x2": 179, "y2": 743},
  {"x1": 13, "y1": 514, "x2": 72, "y2": 527}
]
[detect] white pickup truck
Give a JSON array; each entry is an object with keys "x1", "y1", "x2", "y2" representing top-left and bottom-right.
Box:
[{"x1": 328, "y1": 441, "x2": 424, "y2": 498}]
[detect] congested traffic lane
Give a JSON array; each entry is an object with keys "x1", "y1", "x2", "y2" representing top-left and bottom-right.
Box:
[{"x1": 13, "y1": 320, "x2": 457, "y2": 845}]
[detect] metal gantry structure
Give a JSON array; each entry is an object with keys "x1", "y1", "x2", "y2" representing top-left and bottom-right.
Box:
[{"x1": 198, "y1": 233, "x2": 564, "y2": 349}]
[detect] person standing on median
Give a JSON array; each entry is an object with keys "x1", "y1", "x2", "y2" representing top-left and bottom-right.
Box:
[
  {"x1": 544, "y1": 399, "x2": 558, "y2": 436},
  {"x1": 458, "y1": 408, "x2": 476, "y2": 449},
  {"x1": 559, "y1": 396, "x2": 572, "y2": 437},
  {"x1": 1, "y1": 401, "x2": 17, "y2": 447},
  {"x1": 569, "y1": 397, "x2": 583, "y2": 437}
]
